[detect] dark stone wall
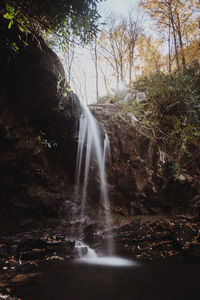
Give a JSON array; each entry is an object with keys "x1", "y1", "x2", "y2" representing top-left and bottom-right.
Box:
[
  {"x1": 0, "y1": 28, "x2": 82, "y2": 229},
  {"x1": 90, "y1": 104, "x2": 198, "y2": 216}
]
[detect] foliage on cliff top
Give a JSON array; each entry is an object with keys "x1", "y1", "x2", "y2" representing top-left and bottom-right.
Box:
[
  {"x1": 1, "y1": 0, "x2": 103, "y2": 44},
  {"x1": 127, "y1": 62, "x2": 200, "y2": 158},
  {"x1": 100, "y1": 62, "x2": 200, "y2": 160},
  {"x1": 133, "y1": 62, "x2": 200, "y2": 122}
]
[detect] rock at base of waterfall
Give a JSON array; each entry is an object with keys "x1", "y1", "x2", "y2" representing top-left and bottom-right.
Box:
[{"x1": 83, "y1": 223, "x2": 98, "y2": 243}]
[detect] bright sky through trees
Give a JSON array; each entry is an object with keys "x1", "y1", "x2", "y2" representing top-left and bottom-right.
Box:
[
  {"x1": 60, "y1": 0, "x2": 199, "y2": 105},
  {"x1": 99, "y1": 0, "x2": 138, "y2": 16},
  {"x1": 61, "y1": 0, "x2": 140, "y2": 104}
]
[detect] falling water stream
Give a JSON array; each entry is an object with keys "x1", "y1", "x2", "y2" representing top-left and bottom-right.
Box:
[
  {"x1": 75, "y1": 103, "x2": 112, "y2": 234},
  {"x1": 74, "y1": 103, "x2": 133, "y2": 266}
]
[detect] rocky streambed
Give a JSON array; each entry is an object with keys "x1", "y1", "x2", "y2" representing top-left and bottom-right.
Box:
[{"x1": 1, "y1": 215, "x2": 200, "y2": 299}]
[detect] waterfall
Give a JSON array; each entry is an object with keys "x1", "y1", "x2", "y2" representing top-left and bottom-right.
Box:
[
  {"x1": 75, "y1": 103, "x2": 114, "y2": 255},
  {"x1": 72, "y1": 103, "x2": 135, "y2": 267}
]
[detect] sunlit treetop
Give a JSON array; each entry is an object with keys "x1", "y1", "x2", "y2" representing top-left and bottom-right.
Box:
[{"x1": 1, "y1": 0, "x2": 104, "y2": 44}]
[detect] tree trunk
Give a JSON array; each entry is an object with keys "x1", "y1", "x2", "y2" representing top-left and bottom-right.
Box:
[
  {"x1": 168, "y1": 0, "x2": 180, "y2": 72},
  {"x1": 168, "y1": 24, "x2": 172, "y2": 73},
  {"x1": 176, "y1": 13, "x2": 186, "y2": 70},
  {"x1": 94, "y1": 38, "x2": 99, "y2": 102}
]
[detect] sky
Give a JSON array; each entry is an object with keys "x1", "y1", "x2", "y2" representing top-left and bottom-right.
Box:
[
  {"x1": 99, "y1": 0, "x2": 138, "y2": 17},
  {"x1": 61, "y1": 0, "x2": 140, "y2": 105}
]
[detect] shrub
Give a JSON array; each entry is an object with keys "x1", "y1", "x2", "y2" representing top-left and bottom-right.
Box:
[{"x1": 123, "y1": 62, "x2": 200, "y2": 157}]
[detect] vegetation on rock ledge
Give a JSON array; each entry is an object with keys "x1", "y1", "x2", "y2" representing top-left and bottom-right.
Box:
[{"x1": 100, "y1": 62, "x2": 200, "y2": 163}]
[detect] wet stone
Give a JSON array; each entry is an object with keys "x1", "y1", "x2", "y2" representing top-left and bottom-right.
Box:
[
  {"x1": 83, "y1": 223, "x2": 98, "y2": 244},
  {"x1": 74, "y1": 246, "x2": 88, "y2": 257}
]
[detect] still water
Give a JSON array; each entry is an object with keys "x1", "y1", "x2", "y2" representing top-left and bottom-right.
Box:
[{"x1": 13, "y1": 260, "x2": 200, "y2": 300}]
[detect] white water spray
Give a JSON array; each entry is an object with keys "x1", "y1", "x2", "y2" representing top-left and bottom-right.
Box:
[{"x1": 75, "y1": 241, "x2": 135, "y2": 267}]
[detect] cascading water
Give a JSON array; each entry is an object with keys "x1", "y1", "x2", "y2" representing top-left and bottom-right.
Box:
[
  {"x1": 75, "y1": 240, "x2": 134, "y2": 266},
  {"x1": 73, "y1": 103, "x2": 135, "y2": 266},
  {"x1": 75, "y1": 103, "x2": 114, "y2": 255}
]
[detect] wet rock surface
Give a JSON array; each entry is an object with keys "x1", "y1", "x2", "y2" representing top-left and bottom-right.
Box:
[
  {"x1": 82, "y1": 215, "x2": 200, "y2": 262},
  {"x1": 90, "y1": 104, "x2": 200, "y2": 216},
  {"x1": 114, "y1": 216, "x2": 200, "y2": 261},
  {"x1": 0, "y1": 223, "x2": 76, "y2": 298}
]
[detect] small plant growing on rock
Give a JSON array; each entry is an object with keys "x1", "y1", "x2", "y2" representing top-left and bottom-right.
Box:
[
  {"x1": 168, "y1": 161, "x2": 180, "y2": 181},
  {"x1": 38, "y1": 130, "x2": 57, "y2": 149}
]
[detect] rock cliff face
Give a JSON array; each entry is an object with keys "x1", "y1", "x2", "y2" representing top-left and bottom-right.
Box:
[
  {"x1": 0, "y1": 31, "x2": 82, "y2": 230},
  {"x1": 90, "y1": 104, "x2": 198, "y2": 216}
]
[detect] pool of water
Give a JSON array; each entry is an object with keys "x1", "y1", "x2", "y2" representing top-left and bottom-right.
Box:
[{"x1": 12, "y1": 260, "x2": 200, "y2": 300}]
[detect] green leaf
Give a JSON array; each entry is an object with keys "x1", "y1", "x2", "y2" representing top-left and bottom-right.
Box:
[
  {"x1": 18, "y1": 24, "x2": 24, "y2": 32},
  {"x1": 11, "y1": 42, "x2": 19, "y2": 52},
  {"x1": 8, "y1": 19, "x2": 14, "y2": 29},
  {"x1": 23, "y1": 41, "x2": 29, "y2": 46},
  {"x1": 61, "y1": 45, "x2": 65, "y2": 52},
  {"x1": 6, "y1": 4, "x2": 14, "y2": 14},
  {"x1": 3, "y1": 13, "x2": 13, "y2": 20}
]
